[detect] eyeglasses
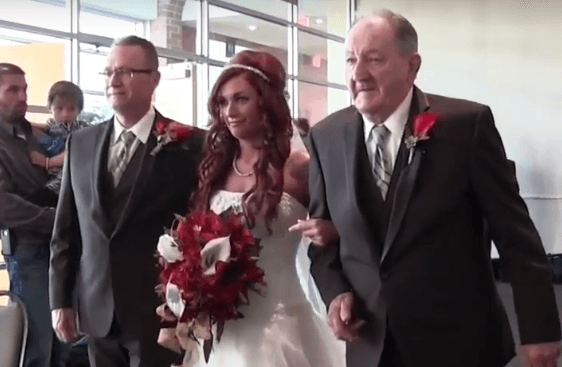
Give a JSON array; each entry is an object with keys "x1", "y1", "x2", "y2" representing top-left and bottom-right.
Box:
[{"x1": 100, "y1": 67, "x2": 155, "y2": 80}]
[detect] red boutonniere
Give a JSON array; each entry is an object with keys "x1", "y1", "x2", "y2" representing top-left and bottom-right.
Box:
[
  {"x1": 405, "y1": 112, "x2": 438, "y2": 164},
  {"x1": 150, "y1": 120, "x2": 193, "y2": 156}
]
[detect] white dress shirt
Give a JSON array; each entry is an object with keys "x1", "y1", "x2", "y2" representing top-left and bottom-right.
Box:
[
  {"x1": 362, "y1": 88, "x2": 413, "y2": 170},
  {"x1": 108, "y1": 106, "x2": 155, "y2": 171}
]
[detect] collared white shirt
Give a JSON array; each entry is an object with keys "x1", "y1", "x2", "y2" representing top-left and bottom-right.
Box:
[
  {"x1": 108, "y1": 106, "x2": 155, "y2": 170},
  {"x1": 362, "y1": 88, "x2": 413, "y2": 169}
]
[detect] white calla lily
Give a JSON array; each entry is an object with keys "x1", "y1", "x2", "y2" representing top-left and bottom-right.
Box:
[
  {"x1": 165, "y1": 282, "x2": 186, "y2": 318},
  {"x1": 157, "y1": 234, "x2": 183, "y2": 263},
  {"x1": 200, "y1": 235, "x2": 231, "y2": 275}
]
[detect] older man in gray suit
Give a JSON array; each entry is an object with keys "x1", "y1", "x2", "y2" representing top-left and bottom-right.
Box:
[{"x1": 307, "y1": 10, "x2": 561, "y2": 367}]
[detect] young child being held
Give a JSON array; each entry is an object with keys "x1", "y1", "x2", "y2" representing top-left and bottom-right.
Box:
[{"x1": 30, "y1": 81, "x2": 89, "y2": 194}]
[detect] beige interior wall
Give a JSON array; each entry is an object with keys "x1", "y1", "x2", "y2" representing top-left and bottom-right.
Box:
[{"x1": 356, "y1": 0, "x2": 562, "y2": 253}]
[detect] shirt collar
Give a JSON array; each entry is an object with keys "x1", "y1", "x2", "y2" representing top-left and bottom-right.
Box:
[
  {"x1": 362, "y1": 87, "x2": 414, "y2": 140},
  {"x1": 0, "y1": 118, "x2": 31, "y2": 140},
  {"x1": 112, "y1": 106, "x2": 155, "y2": 145}
]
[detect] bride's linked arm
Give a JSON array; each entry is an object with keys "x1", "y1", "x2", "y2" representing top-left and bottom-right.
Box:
[{"x1": 289, "y1": 218, "x2": 339, "y2": 248}]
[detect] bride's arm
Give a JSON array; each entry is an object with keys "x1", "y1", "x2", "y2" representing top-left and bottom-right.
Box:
[
  {"x1": 285, "y1": 149, "x2": 339, "y2": 247},
  {"x1": 283, "y1": 148, "x2": 310, "y2": 208}
]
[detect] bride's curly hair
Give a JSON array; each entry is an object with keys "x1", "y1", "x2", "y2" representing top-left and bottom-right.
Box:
[{"x1": 192, "y1": 50, "x2": 293, "y2": 232}]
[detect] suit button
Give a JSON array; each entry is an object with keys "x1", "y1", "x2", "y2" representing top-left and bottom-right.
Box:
[{"x1": 380, "y1": 272, "x2": 389, "y2": 280}]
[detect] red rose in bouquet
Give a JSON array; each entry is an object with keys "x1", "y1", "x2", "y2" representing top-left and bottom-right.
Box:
[{"x1": 155, "y1": 209, "x2": 265, "y2": 366}]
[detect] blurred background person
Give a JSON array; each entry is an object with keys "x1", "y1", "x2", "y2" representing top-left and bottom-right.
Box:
[
  {"x1": 0, "y1": 63, "x2": 66, "y2": 367},
  {"x1": 29, "y1": 81, "x2": 89, "y2": 196}
]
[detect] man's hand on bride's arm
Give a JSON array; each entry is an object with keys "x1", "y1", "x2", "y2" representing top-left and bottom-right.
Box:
[
  {"x1": 288, "y1": 218, "x2": 339, "y2": 248},
  {"x1": 328, "y1": 292, "x2": 366, "y2": 342},
  {"x1": 51, "y1": 307, "x2": 79, "y2": 343}
]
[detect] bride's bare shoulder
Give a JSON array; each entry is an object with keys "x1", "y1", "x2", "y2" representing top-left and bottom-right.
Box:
[{"x1": 284, "y1": 148, "x2": 310, "y2": 207}]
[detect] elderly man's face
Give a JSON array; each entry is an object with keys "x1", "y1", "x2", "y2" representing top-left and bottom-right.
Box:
[
  {"x1": 103, "y1": 45, "x2": 159, "y2": 115},
  {"x1": 345, "y1": 17, "x2": 419, "y2": 123},
  {"x1": 0, "y1": 74, "x2": 28, "y2": 123}
]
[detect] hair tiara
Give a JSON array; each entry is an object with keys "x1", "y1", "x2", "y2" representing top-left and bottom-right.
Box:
[{"x1": 222, "y1": 64, "x2": 270, "y2": 83}]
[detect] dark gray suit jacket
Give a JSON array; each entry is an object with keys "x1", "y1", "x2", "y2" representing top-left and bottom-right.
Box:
[
  {"x1": 49, "y1": 112, "x2": 205, "y2": 339},
  {"x1": 308, "y1": 87, "x2": 560, "y2": 367}
]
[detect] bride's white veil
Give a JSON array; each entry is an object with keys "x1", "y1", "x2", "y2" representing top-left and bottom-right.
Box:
[{"x1": 291, "y1": 123, "x2": 329, "y2": 318}]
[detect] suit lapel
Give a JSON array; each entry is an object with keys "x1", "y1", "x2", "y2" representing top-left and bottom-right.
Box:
[
  {"x1": 111, "y1": 113, "x2": 163, "y2": 237},
  {"x1": 92, "y1": 120, "x2": 114, "y2": 223},
  {"x1": 381, "y1": 87, "x2": 430, "y2": 263}
]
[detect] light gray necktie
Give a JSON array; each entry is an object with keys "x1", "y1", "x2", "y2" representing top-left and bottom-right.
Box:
[
  {"x1": 367, "y1": 124, "x2": 392, "y2": 199},
  {"x1": 109, "y1": 130, "x2": 136, "y2": 186}
]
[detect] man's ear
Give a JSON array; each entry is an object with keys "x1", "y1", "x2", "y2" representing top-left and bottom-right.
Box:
[
  {"x1": 153, "y1": 70, "x2": 161, "y2": 87},
  {"x1": 408, "y1": 52, "x2": 422, "y2": 81}
]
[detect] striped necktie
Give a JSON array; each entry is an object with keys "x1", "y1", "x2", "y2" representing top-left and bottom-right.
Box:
[
  {"x1": 109, "y1": 130, "x2": 136, "y2": 187},
  {"x1": 367, "y1": 124, "x2": 392, "y2": 199}
]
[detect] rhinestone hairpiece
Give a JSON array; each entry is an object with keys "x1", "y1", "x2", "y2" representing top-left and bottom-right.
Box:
[{"x1": 222, "y1": 64, "x2": 270, "y2": 83}]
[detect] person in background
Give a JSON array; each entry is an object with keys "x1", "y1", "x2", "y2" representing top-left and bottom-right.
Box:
[
  {"x1": 29, "y1": 81, "x2": 89, "y2": 195},
  {"x1": 0, "y1": 63, "x2": 67, "y2": 367}
]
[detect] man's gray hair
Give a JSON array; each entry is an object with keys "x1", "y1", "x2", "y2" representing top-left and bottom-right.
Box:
[
  {"x1": 352, "y1": 9, "x2": 418, "y2": 56},
  {"x1": 0, "y1": 63, "x2": 25, "y2": 85},
  {"x1": 112, "y1": 35, "x2": 159, "y2": 70}
]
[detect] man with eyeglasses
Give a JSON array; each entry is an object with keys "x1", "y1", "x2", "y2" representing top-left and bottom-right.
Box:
[{"x1": 49, "y1": 36, "x2": 205, "y2": 367}]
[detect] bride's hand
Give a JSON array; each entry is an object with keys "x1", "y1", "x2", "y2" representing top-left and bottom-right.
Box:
[{"x1": 288, "y1": 218, "x2": 339, "y2": 248}]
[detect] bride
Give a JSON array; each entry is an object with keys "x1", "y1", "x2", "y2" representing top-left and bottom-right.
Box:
[{"x1": 190, "y1": 50, "x2": 345, "y2": 366}]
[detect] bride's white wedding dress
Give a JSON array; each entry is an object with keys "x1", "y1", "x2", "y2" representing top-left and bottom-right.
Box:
[{"x1": 197, "y1": 190, "x2": 345, "y2": 367}]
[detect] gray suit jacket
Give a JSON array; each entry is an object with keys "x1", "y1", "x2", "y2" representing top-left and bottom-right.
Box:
[
  {"x1": 308, "y1": 87, "x2": 560, "y2": 367},
  {"x1": 49, "y1": 112, "x2": 205, "y2": 339}
]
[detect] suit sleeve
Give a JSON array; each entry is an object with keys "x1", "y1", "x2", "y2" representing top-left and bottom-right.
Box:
[
  {"x1": 0, "y1": 163, "x2": 55, "y2": 237},
  {"x1": 307, "y1": 128, "x2": 352, "y2": 307},
  {"x1": 470, "y1": 106, "x2": 561, "y2": 344},
  {"x1": 49, "y1": 134, "x2": 80, "y2": 310}
]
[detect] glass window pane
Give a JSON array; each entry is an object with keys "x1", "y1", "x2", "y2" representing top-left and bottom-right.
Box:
[
  {"x1": 1, "y1": 0, "x2": 70, "y2": 32},
  {"x1": 298, "y1": 0, "x2": 347, "y2": 37},
  {"x1": 299, "y1": 31, "x2": 345, "y2": 85},
  {"x1": 181, "y1": 1, "x2": 200, "y2": 54},
  {"x1": 82, "y1": 93, "x2": 114, "y2": 125},
  {"x1": 299, "y1": 83, "x2": 349, "y2": 126},
  {"x1": 26, "y1": 112, "x2": 50, "y2": 125},
  {"x1": 219, "y1": 0, "x2": 290, "y2": 20},
  {"x1": 0, "y1": 29, "x2": 70, "y2": 107},
  {"x1": 209, "y1": 65, "x2": 223, "y2": 94},
  {"x1": 209, "y1": 5, "x2": 288, "y2": 71},
  {"x1": 80, "y1": 0, "x2": 155, "y2": 39},
  {"x1": 79, "y1": 43, "x2": 111, "y2": 95},
  {"x1": 156, "y1": 60, "x2": 197, "y2": 125}
]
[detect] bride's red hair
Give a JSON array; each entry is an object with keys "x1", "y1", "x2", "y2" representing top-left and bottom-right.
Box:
[{"x1": 192, "y1": 50, "x2": 293, "y2": 232}]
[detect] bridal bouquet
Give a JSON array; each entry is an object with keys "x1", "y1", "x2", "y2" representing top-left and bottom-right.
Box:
[{"x1": 155, "y1": 209, "x2": 266, "y2": 367}]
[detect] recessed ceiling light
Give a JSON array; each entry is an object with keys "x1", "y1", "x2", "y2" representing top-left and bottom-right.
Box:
[
  {"x1": 248, "y1": 25, "x2": 258, "y2": 31},
  {"x1": 315, "y1": 18, "x2": 324, "y2": 24}
]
